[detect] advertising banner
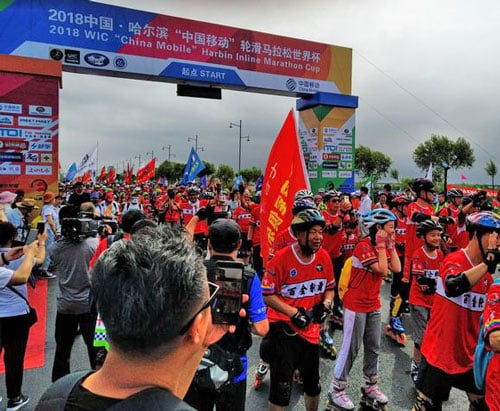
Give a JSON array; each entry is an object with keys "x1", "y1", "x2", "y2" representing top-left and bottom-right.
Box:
[
  {"x1": 0, "y1": 0, "x2": 352, "y2": 96},
  {"x1": 0, "y1": 55, "x2": 61, "y2": 198},
  {"x1": 298, "y1": 106, "x2": 355, "y2": 193}
]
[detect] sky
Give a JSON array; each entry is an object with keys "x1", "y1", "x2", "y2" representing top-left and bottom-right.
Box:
[{"x1": 58, "y1": 0, "x2": 500, "y2": 185}]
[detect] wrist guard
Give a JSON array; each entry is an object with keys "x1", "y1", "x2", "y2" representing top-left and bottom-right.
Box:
[{"x1": 290, "y1": 307, "x2": 311, "y2": 328}]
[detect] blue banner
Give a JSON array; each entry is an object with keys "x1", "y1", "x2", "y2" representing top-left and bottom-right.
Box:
[{"x1": 181, "y1": 147, "x2": 205, "y2": 185}]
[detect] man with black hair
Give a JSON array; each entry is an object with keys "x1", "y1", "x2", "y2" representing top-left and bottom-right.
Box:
[
  {"x1": 37, "y1": 225, "x2": 239, "y2": 410},
  {"x1": 262, "y1": 209, "x2": 335, "y2": 411},
  {"x1": 184, "y1": 218, "x2": 268, "y2": 411},
  {"x1": 67, "y1": 182, "x2": 90, "y2": 209},
  {"x1": 413, "y1": 211, "x2": 500, "y2": 411},
  {"x1": 48, "y1": 205, "x2": 99, "y2": 382}
]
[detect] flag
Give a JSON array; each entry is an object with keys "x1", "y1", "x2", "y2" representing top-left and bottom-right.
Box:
[
  {"x1": 260, "y1": 110, "x2": 309, "y2": 262},
  {"x1": 98, "y1": 166, "x2": 107, "y2": 182},
  {"x1": 181, "y1": 147, "x2": 205, "y2": 185},
  {"x1": 424, "y1": 163, "x2": 433, "y2": 181},
  {"x1": 362, "y1": 175, "x2": 373, "y2": 194},
  {"x1": 255, "y1": 175, "x2": 263, "y2": 191},
  {"x1": 136, "y1": 158, "x2": 156, "y2": 185},
  {"x1": 82, "y1": 170, "x2": 92, "y2": 184},
  {"x1": 460, "y1": 173, "x2": 467, "y2": 181},
  {"x1": 65, "y1": 162, "x2": 77, "y2": 182},
  {"x1": 107, "y1": 166, "x2": 117, "y2": 184},
  {"x1": 233, "y1": 175, "x2": 244, "y2": 190},
  {"x1": 124, "y1": 163, "x2": 134, "y2": 185},
  {"x1": 76, "y1": 145, "x2": 98, "y2": 182},
  {"x1": 200, "y1": 174, "x2": 208, "y2": 189}
]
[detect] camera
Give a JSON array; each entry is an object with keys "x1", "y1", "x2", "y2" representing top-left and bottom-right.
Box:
[{"x1": 60, "y1": 217, "x2": 98, "y2": 242}]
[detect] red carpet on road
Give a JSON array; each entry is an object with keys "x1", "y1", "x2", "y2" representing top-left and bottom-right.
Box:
[{"x1": 0, "y1": 280, "x2": 48, "y2": 373}]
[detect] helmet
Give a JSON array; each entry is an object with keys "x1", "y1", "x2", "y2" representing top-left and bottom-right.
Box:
[
  {"x1": 292, "y1": 199, "x2": 317, "y2": 216},
  {"x1": 416, "y1": 220, "x2": 443, "y2": 238},
  {"x1": 391, "y1": 195, "x2": 412, "y2": 206},
  {"x1": 447, "y1": 188, "x2": 463, "y2": 199},
  {"x1": 412, "y1": 178, "x2": 434, "y2": 195},
  {"x1": 362, "y1": 209, "x2": 397, "y2": 229},
  {"x1": 466, "y1": 211, "x2": 500, "y2": 233},
  {"x1": 323, "y1": 190, "x2": 341, "y2": 202},
  {"x1": 187, "y1": 186, "x2": 200, "y2": 195},
  {"x1": 294, "y1": 189, "x2": 314, "y2": 202},
  {"x1": 291, "y1": 209, "x2": 325, "y2": 233}
]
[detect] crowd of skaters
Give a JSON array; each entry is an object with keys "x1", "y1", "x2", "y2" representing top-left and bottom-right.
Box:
[{"x1": 0, "y1": 178, "x2": 498, "y2": 410}]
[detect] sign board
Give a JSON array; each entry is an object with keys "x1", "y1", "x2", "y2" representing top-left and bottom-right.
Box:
[{"x1": 0, "y1": 0, "x2": 352, "y2": 97}]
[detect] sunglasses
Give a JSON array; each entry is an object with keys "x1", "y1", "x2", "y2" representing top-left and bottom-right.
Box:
[
  {"x1": 330, "y1": 199, "x2": 341, "y2": 203},
  {"x1": 179, "y1": 281, "x2": 220, "y2": 335}
]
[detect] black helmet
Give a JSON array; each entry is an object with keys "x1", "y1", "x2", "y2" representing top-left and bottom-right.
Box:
[
  {"x1": 416, "y1": 220, "x2": 443, "y2": 238},
  {"x1": 391, "y1": 195, "x2": 412, "y2": 206},
  {"x1": 323, "y1": 190, "x2": 341, "y2": 202},
  {"x1": 291, "y1": 209, "x2": 325, "y2": 234},
  {"x1": 447, "y1": 188, "x2": 463, "y2": 199},
  {"x1": 412, "y1": 178, "x2": 434, "y2": 195}
]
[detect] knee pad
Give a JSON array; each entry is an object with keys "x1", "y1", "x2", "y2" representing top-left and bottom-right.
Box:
[
  {"x1": 469, "y1": 397, "x2": 488, "y2": 411},
  {"x1": 271, "y1": 381, "x2": 292, "y2": 406},
  {"x1": 259, "y1": 335, "x2": 273, "y2": 364}
]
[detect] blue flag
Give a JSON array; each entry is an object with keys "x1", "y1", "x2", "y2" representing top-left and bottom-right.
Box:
[
  {"x1": 233, "y1": 175, "x2": 244, "y2": 190},
  {"x1": 255, "y1": 175, "x2": 263, "y2": 191},
  {"x1": 65, "y1": 162, "x2": 77, "y2": 182},
  {"x1": 181, "y1": 147, "x2": 205, "y2": 185},
  {"x1": 200, "y1": 174, "x2": 208, "y2": 188}
]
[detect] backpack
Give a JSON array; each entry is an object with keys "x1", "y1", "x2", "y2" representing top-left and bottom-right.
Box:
[
  {"x1": 473, "y1": 277, "x2": 500, "y2": 390},
  {"x1": 338, "y1": 256, "x2": 352, "y2": 301},
  {"x1": 35, "y1": 371, "x2": 194, "y2": 410}
]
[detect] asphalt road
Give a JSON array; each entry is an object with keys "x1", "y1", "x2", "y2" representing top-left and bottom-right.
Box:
[{"x1": 0, "y1": 278, "x2": 469, "y2": 410}]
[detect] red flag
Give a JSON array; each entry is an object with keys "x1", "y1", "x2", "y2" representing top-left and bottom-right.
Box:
[
  {"x1": 124, "y1": 163, "x2": 134, "y2": 185},
  {"x1": 82, "y1": 170, "x2": 92, "y2": 183},
  {"x1": 98, "y1": 166, "x2": 107, "y2": 182},
  {"x1": 136, "y1": 158, "x2": 156, "y2": 185},
  {"x1": 107, "y1": 166, "x2": 117, "y2": 184},
  {"x1": 460, "y1": 173, "x2": 467, "y2": 181},
  {"x1": 260, "y1": 110, "x2": 309, "y2": 262}
]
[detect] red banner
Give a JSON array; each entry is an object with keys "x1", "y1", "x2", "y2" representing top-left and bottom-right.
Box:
[
  {"x1": 97, "y1": 166, "x2": 107, "y2": 182},
  {"x1": 136, "y1": 158, "x2": 156, "y2": 185},
  {"x1": 260, "y1": 110, "x2": 309, "y2": 262},
  {"x1": 447, "y1": 184, "x2": 497, "y2": 198},
  {"x1": 124, "y1": 163, "x2": 134, "y2": 185}
]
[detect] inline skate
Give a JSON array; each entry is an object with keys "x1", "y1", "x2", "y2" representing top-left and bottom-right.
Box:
[
  {"x1": 410, "y1": 359, "x2": 419, "y2": 385},
  {"x1": 330, "y1": 306, "x2": 344, "y2": 329},
  {"x1": 320, "y1": 328, "x2": 337, "y2": 360},
  {"x1": 360, "y1": 385, "x2": 389, "y2": 410},
  {"x1": 325, "y1": 389, "x2": 355, "y2": 411},
  {"x1": 385, "y1": 316, "x2": 406, "y2": 346},
  {"x1": 253, "y1": 359, "x2": 269, "y2": 390}
]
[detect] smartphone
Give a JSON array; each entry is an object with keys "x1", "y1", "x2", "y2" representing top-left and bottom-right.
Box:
[
  {"x1": 37, "y1": 221, "x2": 45, "y2": 235},
  {"x1": 212, "y1": 261, "x2": 244, "y2": 325}
]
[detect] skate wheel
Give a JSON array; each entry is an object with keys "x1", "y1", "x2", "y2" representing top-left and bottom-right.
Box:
[
  {"x1": 398, "y1": 333, "x2": 407, "y2": 346},
  {"x1": 253, "y1": 378, "x2": 261, "y2": 390}
]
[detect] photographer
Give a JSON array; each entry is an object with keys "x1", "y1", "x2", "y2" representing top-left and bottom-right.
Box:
[
  {"x1": 48, "y1": 206, "x2": 99, "y2": 382},
  {"x1": 184, "y1": 218, "x2": 268, "y2": 411},
  {"x1": 0, "y1": 222, "x2": 45, "y2": 410},
  {"x1": 162, "y1": 188, "x2": 182, "y2": 226}
]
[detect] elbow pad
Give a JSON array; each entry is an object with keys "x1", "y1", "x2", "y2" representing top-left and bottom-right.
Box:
[{"x1": 445, "y1": 273, "x2": 471, "y2": 297}]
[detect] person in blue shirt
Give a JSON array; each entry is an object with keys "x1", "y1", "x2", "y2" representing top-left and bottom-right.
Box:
[{"x1": 184, "y1": 218, "x2": 269, "y2": 411}]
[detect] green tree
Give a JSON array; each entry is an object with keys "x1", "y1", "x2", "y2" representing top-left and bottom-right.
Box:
[
  {"x1": 199, "y1": 161, "x2": 216, "y2": 177},
  {"x1": 389, "y1": 168, "x2": 399, "y2": 182},
  {"x1": 240, "y1": 167, "x2": 262, "y2": 184},
  {"x1": 413, "y1": 134, "x2": 475, "y2": 183},
  {"x1": 485, "y1": 159, "x2": 497, "y2": 189},
  {"x1": 355, "y1": 145, "x2": 392, "y2": 182},
  {"x1": 156, "y1": 160, "x2": 185, "y2": 183},
  {"x1": 216, "y1": 164, "x2": 235, "y2": 189}
]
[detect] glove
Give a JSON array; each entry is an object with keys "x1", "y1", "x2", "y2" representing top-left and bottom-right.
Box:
[
  {"x1": 484, "y1": 249, "x2": 500, "y2": 274},
  {"x1": 438, "y1": 216, "x2": 455, "y2": 225},
  {"x1": 195, "y1": 207, "x2": 208, "y2": 221},
  {"x1": 416, "y1": 276, "x2": 437, "y2": 295},
  {"x1": 326, "y1": 224, "x2": 340, "y2": 235},
  {"x1": 311, "y1": 302, "x2": 330, "y2": 323},
  {"x1": 205, "y1": 205, "x2": 217, "y2": 225},
  {"x1": 457, "y1": 211, "x2": 466, "y2": 225},
  {"x1": 412, "y1": 212, "x2": 431, "y2": 223},
  {"x1": 290, "y1": 307, "x2": 311, "y2": 328}
]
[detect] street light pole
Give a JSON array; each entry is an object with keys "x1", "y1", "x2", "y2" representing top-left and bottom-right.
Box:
[
  {"x1": 229, "y1": 120, "x2": 250, "y2": 174},
  {"x1": 162, "y1": 145, "x2": 175, "y2": 161},
  {"x1": 188, "y1": 135, "x2": 204, "y2": 152},
  {"x1": 135, "y1": 155, "x2": 142, "y2": 169}
]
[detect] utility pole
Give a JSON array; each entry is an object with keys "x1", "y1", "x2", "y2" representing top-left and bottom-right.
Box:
[
  {"x1": 188, "y1": 135, "x2": 204, "y2": 152},
  {"x1": 162, "y1": 144, "x2": 176, "y2": 161},
  {"x1": 229, "y1": 120, "x2": 250, "y2": 173}
]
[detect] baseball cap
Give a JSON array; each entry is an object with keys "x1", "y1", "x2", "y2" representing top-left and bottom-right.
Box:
[{"x1": 209, "y1": 218, "x2": 241, "y2": 253}]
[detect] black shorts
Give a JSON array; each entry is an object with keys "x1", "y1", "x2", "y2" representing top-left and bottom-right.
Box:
[
  {"x1": 267, "y1": 322, "x2": 321, "y2": 407},
  {"x1": 416, "y1": 356, "x2": 484, "y2": 403}
]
